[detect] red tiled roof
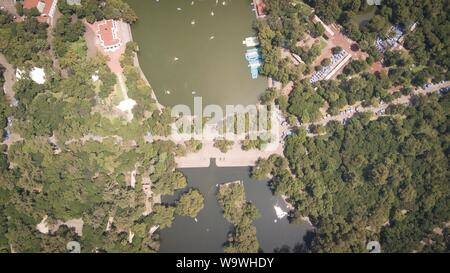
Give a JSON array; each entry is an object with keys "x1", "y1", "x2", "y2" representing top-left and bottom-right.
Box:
[
  {"x1": 97, "y1": 20, "x2": 121, "y2": 47},
  {"x1": 42, "y1": 0, "x2": 53, "y2": 15},
  {"x1": 256, "y1": 1, "x2": 267, "y2": 17},
  {"x1": 23, "y1": 0, "x2": 53, "y2": 15},
  {"x1": 23, "y1": 0, "x2": 53, "y2": 18},
  {"x1": 23, "y1": 0, "x2": 40, "y2": 9}
]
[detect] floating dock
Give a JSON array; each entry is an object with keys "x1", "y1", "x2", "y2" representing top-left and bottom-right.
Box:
[
  {"x1": 245, "y1": 48, "x2": 262, "y2": 79},
  {"x1": 243, "y1": 37, "x2": 260, "y2": 47}
]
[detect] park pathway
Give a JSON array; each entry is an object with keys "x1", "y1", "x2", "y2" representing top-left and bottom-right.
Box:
[{"x1": 0, "y1": 53, "x2": 16, "y2": 105}]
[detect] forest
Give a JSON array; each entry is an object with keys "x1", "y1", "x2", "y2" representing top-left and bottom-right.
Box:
[
  {"x1": 0, "y1": 0, "x2": 448, "y2": 254},
  {"x1": 0, "y1": 0, "x2": 198, "y2": 253},
  {"x1": 253, "y1": 93, "x2": 449, "y2": 252},
  {"x1": 256, "y1": 0, "x2": 449, "y2": 253}
]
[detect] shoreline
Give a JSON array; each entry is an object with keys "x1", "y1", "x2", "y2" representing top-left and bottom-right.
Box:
[
  {"x1": 125, "y1": 22, "x2": 164, "y2": 111},
  {"x1": 84, "y1": 20, "x2": 164, "y2": 113}
]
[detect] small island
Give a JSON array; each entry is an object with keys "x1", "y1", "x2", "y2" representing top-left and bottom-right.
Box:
[{"x1": 217, "y1": 181, "x2": 261, "y2": 253}]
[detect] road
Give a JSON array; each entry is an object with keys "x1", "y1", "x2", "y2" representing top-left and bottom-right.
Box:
[{"x1": 303, "y1": 81, "x2": 449, "y2": 130}]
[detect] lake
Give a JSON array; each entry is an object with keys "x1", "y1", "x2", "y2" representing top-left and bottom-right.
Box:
[
  {"x1": 127, "y1": 0, "x2": 267, "y2": 108},
  {"x1": 159, "y1": 160, "x2": 312, "y2": 253}
]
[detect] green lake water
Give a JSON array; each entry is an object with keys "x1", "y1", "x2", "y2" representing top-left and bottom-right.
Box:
[
  {"x1": 127, "y1": 0, "x2": 267, "y2": 108},
  {"x1": 159, "y1": 161, "x2": 312, "y2": 253}
]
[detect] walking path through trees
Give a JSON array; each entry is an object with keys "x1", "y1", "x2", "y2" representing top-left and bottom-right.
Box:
[
  {"x1": 38, "y1": 82, "x2": 450, "y2": 168},
  {"x1": 155, "y1": 82, "x2": 449, "y2": 168},
  {"x1": 151, "y1": 108, "x2": 288, "y2": 168},
  {"x1": 302, "y1": 81, "x2": 449, "y2": 131},
  {"x1": 0, "y1": 53, "x2": 16, "y2": 105}
]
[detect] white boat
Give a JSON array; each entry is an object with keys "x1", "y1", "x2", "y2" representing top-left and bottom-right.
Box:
[{"x1": 274, "y1": 205, "x2": 288, "y2": 219}]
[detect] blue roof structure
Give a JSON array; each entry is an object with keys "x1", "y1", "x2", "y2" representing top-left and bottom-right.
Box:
[
  {"x1": 245, "y1": 48, "x2": 262, "y2": 79},
  {"x1": 439, "y1": 86, "x2": 449, "y2": 94}
]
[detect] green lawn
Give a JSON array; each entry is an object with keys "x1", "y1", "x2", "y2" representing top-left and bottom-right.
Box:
[
  {"x1": 291, "y1": 0, "x2": 313, "y2": 15},
  {"x1": 410, "y1": 65, "x2": 427, "y2": 73}
]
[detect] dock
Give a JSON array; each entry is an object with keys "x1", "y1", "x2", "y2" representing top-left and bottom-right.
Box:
[
  {"x1": 243, "y1": 37, "x2": 260, "y2": 47},
  {"x1": 245, "y1": 48, "x2": 263, "y2": 79}
]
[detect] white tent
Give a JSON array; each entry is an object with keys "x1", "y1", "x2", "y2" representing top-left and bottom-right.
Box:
[
  {"x1": 16, "y1": 67, "x2": 46, "y2": 85},
  {"x1": 30, "y1": 67, "x2": 46, "y2": 84},
  {"x1": 117, "y1": 99, "x2": 137, "y2": 112}
]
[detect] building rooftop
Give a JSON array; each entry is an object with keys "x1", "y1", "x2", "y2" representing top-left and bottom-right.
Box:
[
  {"x1": 255, "y1": 0, "x2": 267, "y2": 18},
  {"x1": 23, "y1": 0, "x2": 57, "y2": 24},
  {"x1": 96, "y1": 20, "x2": 122, "y2": 50},
  {"x1": 93, "y1": 20, "x2": 123, "y2": 52},
  {"x1": 24, "y1": 0, "x2": 53, "y2": 15}
]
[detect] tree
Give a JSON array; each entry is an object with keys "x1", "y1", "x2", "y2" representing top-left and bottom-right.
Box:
[
  {"x1": 0, "y1": 0, "x2": 192, "y2": 253},
  {"x1": 332, "y1": 46, "x2": 343, "y2": 55},
  {"x1": 217, "y1": 181, "x2": 261, "y2": 253},
  {"x1": 151, "y1": 205, "x2": 175, "y2": 229},
  {"x1": 175, "y1": 189, "x2": 204, "y2": 218},
  {"x1": 288, "y1": 83, "x2": 324, "y2": 123},
  {"x1": 367, "y1": 15, "x2": 389, "y2": 33},
  {"x1": 224, "y1": 222, "x2": 259, "y2": 253},
  {"x1": 16, "y1": 3, "x2": 24, "y2": 16},
  {"x1": 214, "y1": 139, "x2": 234, "y2": 153},
  {"x1": 251, "y1": 158, "x2": 274, "y2": 180},
  {"x1": 152, "y1": 171, "x2": 187, "y2": 195},
  {"x1": 74, "y1": 0, "x2": 138, "y2": 24},
  {"x1": 260, "y1": 88, "x2": 277, "y2": 105},
  {"x1": 321, "y1": 58, "x2": 331, "y2": 67},
  {"x1": 217, "y1": 182, "x2": 260, "y2": 225}
]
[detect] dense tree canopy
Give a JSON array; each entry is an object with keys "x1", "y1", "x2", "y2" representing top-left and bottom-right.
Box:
[
  {"x1": 175, "y1": 189, "x2": 204, "y2": 218},
  {"x1": 0, "y1": 12, "x2": 49, "y2": 67},
  {"x1": 255, "y1": 93, "x2": 449, "y2": 252},
  {"x1": 58, "y1": 0, "x2": 138, "y2": 24},
  {"x1": 0, "y1": 2, "x2": 190, "y2": 253},
  {"x1": 217, "y1": 182, "x2": 261, "y2": 253}
]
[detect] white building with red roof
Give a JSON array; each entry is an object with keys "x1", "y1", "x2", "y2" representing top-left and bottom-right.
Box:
[
  {"x1": 96, "y1": 20, "x2": 122, "y2": 52},
  {"x1": 23, "y1": 0, "x2": 58, "y2": 25}
]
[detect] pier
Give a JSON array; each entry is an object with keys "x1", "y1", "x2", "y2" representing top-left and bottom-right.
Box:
[
  {"x1": 245, "y1": 48, "x2": 263, "y2": 79},
  {"x1": 243, "y1": 37, "x2": 260, "y2": 47}
]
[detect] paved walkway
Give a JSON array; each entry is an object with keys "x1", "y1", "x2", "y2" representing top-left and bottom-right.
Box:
[
  {"x1": 0, "y1": 53, "x2": 16, "y2": 105},
  {"x1": 176, "y1": 138, "x2": 284, "y2": 168},
  {"x1": 151, "y1": 108, "x2": 287, "y2": 168}
]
